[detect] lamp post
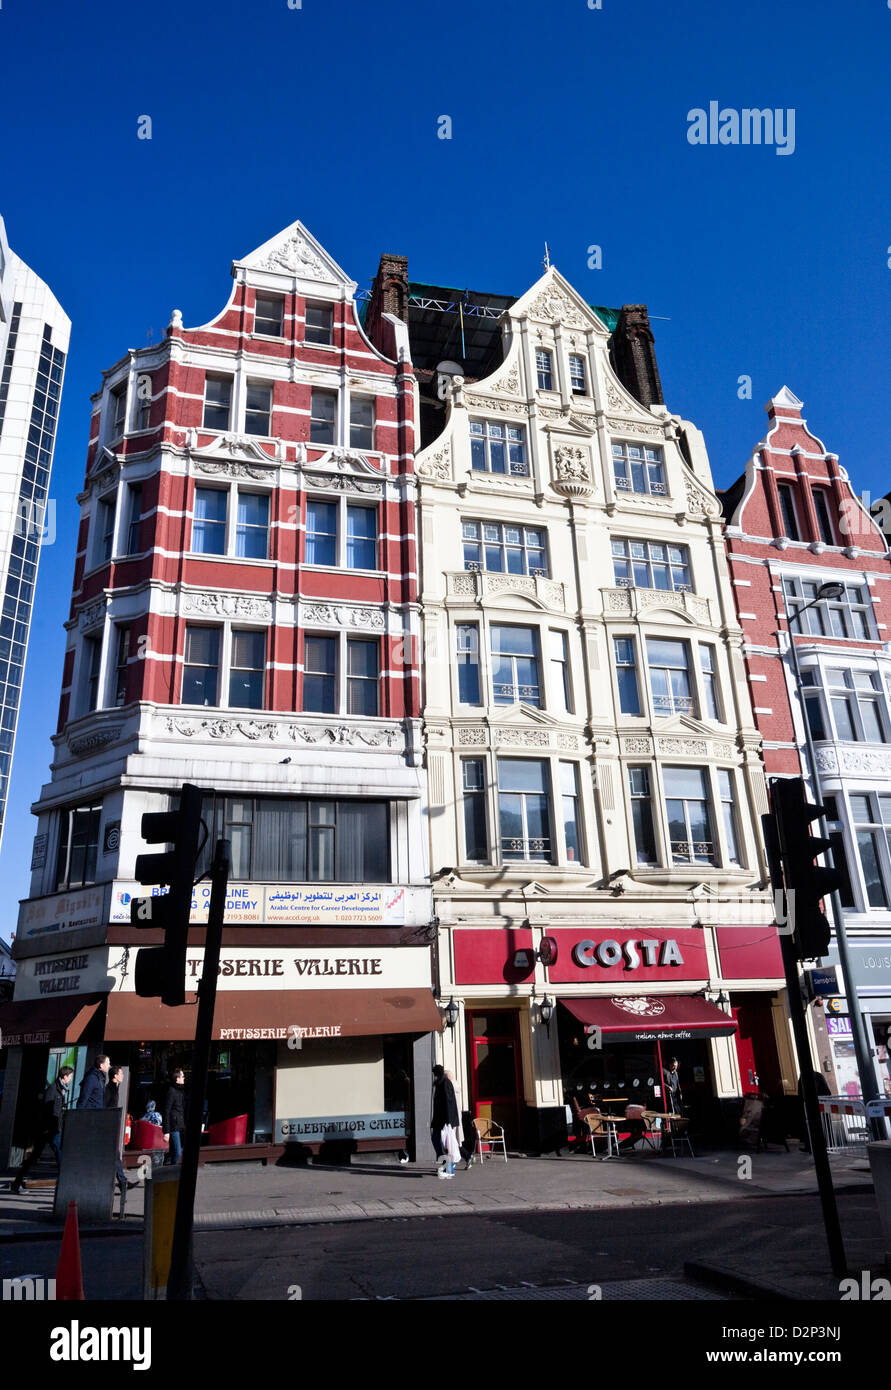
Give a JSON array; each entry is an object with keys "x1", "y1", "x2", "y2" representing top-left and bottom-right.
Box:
[{"x1": 786, "y1": 582, "x2": 880, "y2": 1125}]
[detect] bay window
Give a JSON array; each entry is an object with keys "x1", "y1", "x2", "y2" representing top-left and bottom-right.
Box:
[
  {"x1": 462, "y1": 520, "x2": 547, "y2": 576},
  {"x1": 664, "y1": 767, "x2": 715, "y2": 866},
  {"x1": 491, "y1": 625, "x2": 541, "y2": 706},
  {"x1": 647, "y1": 638, "x2": 695, "y2": 716},
  {"x1": 204, "y1": 795, "x2": 389, "y2": 883},
  {"x1": 612, "y1": 538, "x2": 691, "y2": 592},
  {"x1": 498, "y1": 758, "x2": 552, "y2": 862}
]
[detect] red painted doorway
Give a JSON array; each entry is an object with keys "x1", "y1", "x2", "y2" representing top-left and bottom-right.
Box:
[
  {"x1": 467, "y1": 1009, "x2": 522, "y2": 1149},
  {"x1": 732, "y1": 993, "x2": 782, "y2": 1096}
]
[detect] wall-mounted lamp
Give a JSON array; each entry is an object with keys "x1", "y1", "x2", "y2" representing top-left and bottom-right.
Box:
[
  {"x1": 444, "y1": 997, "x2": 460, "y2": 1030},
  {"x1": 540, "y1": 995, "x2": 554, "y2": 1037}
]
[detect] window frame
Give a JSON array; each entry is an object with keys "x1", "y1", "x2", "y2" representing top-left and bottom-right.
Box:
[
  {"x1": 662, "y1": 765, "x2": 718, "y2": 868},
  {"x1": 462, "y1": 519, "x2": 548, "y2": 577},
  {"x1": 490, "y1": 624, "x2": 543, "y2": 708},
  {"x1": 109, "y1": 384, "x2": 127, "y2": 442},
  {"x1": 611, "y1": 441, "x2": 667, "y2": 497},
  {"x1": 645, "y1": 637, "x2": 697, "y2": 718},
  {"x1": 113, "y1": 623, "x2": 131, "y2": 707},
  {"x1": 94, "y1": 492, "x2": 118, "y2": 567},
  {"x1": 303, "y1": 495, "x2": 379, "y2": 572},
  {"x1": 244, "y1": 380, "x2": 273, "y2": 438},
  {"x1": 55, "y1": 805, "x2": 102, "y2": 892},
  {"x1": 349, "y1": 396, "x2": 375, "y2": 451},
  {"x1": 305, "y1": 301, "x2": 335, "y2": 347},
  {"x1": 254, "y1": 292, "x2": 285, "y2": 339},
  {"x1": 812, "y1": 488, "x2": 836, "y2": 546},
  {"x1": 202, "y1": 375, "x2": 233, "y2": 432},
  {"x1": 535, "y1": 348, "x2": 554, "y2": 391},
  {"x1": 776, "y1": 482, "x2": 801, "y2": 541},
  {"x1": 125, "y1": 483, "x2": 143, "y2": 556},
  {"x1": 782, "y1": 576, "x2": 876, "y2": 641},
  {"x1": 611, "y1": 537, "x2": 692, "y2": 593},
  {"x1": 469, "y1": 419, "x2": 529, "y2": 477},
  {"x1": 568, "y1": 354, "x2": 587, "y2": 395},
  {"x1": 849, "y1": 792, "x2": 891, "y2": 910},
  {"x1": 191, "y1": 483, "x2": 272, "y2": 561},
  {"x1": 202, "y1": 794, "x2": 391, "y2": 884},
  {"x1": 301, "y1": 630, "x2": 381, "y2": 718}
]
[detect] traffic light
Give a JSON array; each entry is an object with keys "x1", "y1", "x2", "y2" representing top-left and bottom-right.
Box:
[
  {"x1": 131, "y1": 784, "x2": 204, "y2": 1005},
  {"x1": 770, "y1": 777, "x2": 845, "y2": 961}
]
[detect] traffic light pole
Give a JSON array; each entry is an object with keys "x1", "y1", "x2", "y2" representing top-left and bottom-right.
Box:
[
  {"x1": 785, "y1": 620, "x2": 882, "y2": 1133},
  {"x1": 166, "y1": 837, "x2": 230, "y2": 1302},
  {"x1": 763, "y1": 811, "x2": 847, "y2": 1277}
]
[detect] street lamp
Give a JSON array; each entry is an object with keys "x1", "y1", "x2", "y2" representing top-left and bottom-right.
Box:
[
  {"x1": 443, "y1": 997, "x2": 459, "y2": 1030},
  {"x1": 785, "y1": 580, "x2": 880, "y2": 1120},
  {"x1": 539, "y1": 995, "x2": 554, "y2": 1036}
]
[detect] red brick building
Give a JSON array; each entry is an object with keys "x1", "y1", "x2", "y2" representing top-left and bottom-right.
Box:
[
  {"x1": 0, "y1": 222, "x2": 438, "y2": 1167},
  {"x1": 720, "y1": 386, "x2": 891, "y2": 1098}
]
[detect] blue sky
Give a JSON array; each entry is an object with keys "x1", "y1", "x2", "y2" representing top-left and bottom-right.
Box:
[{"x1": 0, "y1": 0, "x2": 889, "y2": 931}]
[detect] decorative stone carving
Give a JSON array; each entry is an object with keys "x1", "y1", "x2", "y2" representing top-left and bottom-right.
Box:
[
  {"x1": 497, "y1": 729, "x2": 550, "y2": 747},
  {"x1": 418, "y1": 443, "x2": 452, "y2": 480},
  {"x1": 606, "y1": 418, "x2": 664, "y2": 440},
  {"x1": 684, "y1": 477, "x2": 720, "y2": 518},
  {"x1": 448, "y1": 573, "x2": 478, "y2": 597},
  {"x1": 487, "y1": 359, "x2": 522, "y2": 395},
  {"x1": 303, "y1": 472, "x2": 381, "y2": 496},
  {"x1": 486, "y1": 574, "x2": 536, "y2": 597},
  {"x1": 301, "y1": 603, "x2": 386, "y2": 631},
  {"x1": 78, "y1": 598, "x2": 107, "y2": 631},
  {"x1": 182, "y1": 592, "x2": 273, "y2": 621},
  {"x1": 604, "y1": 589, "x2": 633, "y2": 614},
  {"x1": 191, "y1": 432, "x2": 280, "y2": 465},
  {"x1": 826, "y1": 746, "x2": 891, "y2": 776},
  {"x1": 525, "y1": 285, "x2": 589, "y2": 329},
  {"x1": 556, "y1": 733, "x2": 580, "y2": 749},
  {"x1": 194, "y1": 460, "x2": 271, "y2": 480},
  {"x1": 553, "y1": 445, "x2": 593, "y2": 498},
  {"x1": 311, "y1": 447, "x2": 382, "y2": 474},
  {"x1": 463, "y1": 394, "x2": 527, "y2": 416},
  {"x1": 621, "y1": 736, "x2": 654, "y2": 755},
  {"x1": 162, "y1": 716, "x2": 401, "y2": 748},
  {"x1": 537, "y1": 579, "x2": 566, "y2": 610},
  {"x1": 257, "y1": 230, "x2": 332, "y2": 280},
  {"x1": 815, "y1": 748, "x2": 838, "y2": 773},
  {"x1": 457, "y1": 728, "x2": 487, "y2": 745},
  {"x1": 537, "y1": 407, "x2": 571, "y2": 421},
  {"x1": 656, "y1": 738, "x2": 708, "y2": 757},
  {"x1": 69, "y1": 726, "x2": 123, "y2": 756},
  {"x1": 711, "y1": 743, "x2": 736, "y2": 759}
]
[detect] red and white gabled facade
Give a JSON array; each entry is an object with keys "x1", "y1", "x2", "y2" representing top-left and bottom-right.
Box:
[
  {"x1": 722, "y1": 386, "x2": 891, "y2": 1097},
  {"x1": 4, "y1": 223, "x2": 436, "y2": 1163}
]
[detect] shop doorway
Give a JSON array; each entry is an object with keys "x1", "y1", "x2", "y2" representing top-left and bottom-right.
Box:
[
  {"x1": 467, "y1": 1010, "x2": 521, "y2": 1148},
  {"x1": 732, "y1": 994, "x2": 782, "y2": 1098}
]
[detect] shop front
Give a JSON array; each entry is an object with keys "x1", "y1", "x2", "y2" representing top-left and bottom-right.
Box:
[
  {"x1": 104, "y1": 944, "x2": 441, "y2": 1160},
  {"x1": 436, "y1": 919, "x2": 790, "y2": 1154},
  {"x1": 821, "y1": 940, "x2": 891, "y2": 1099}
]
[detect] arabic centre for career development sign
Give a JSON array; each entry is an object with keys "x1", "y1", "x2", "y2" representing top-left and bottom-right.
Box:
[{"x1": 110, "y1": 883, "x2": 406, "y2": 926}]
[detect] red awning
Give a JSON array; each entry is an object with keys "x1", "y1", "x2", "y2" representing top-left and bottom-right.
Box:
[
  {"x1": 0, "y1": 994, "x2": 105, "y2": 1047},
  {"x1": 560, "y1": 994, "x2": 737, "y2": 1042},
  {"x1": 104, "y1": 988, "x2": 443, "y2": 1042}
]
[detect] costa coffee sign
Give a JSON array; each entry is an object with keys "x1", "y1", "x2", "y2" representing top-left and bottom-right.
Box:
[
  {"x1": 572, "y1": 938, "x2": 684, "y2": 970},
  {"x1": 547, "y1": 929, "x2": 707, "y2": 984}
]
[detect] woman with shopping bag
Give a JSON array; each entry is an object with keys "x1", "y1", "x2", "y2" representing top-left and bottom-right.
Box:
[{"x1": 431, "y1": 1065, "x2": 460, "y2": 1179}]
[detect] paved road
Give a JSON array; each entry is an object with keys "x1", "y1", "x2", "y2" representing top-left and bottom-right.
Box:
[{"x1": 1, "y1": 1191, "x2": 879, "y2": 1301}]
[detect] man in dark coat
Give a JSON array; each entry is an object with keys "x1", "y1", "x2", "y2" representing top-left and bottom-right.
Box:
[
  {"x1": 163, "y1": 1067, "x2": 186, "y2": 1165},
  {"x1": 10, "y1": 1066, "x2": 73, "y2": 1193},
  {"x1": 431, "y1": 1065, "x2": 459, "y2": 1178},
  {"x1": 78, "y1": 1054, "x2": 110, "y2": 1109},
  {"x1": 105, "y1": 1065, "x2": 137, "y2": 1191}
]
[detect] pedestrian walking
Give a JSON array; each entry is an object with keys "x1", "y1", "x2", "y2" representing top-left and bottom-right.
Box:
[
  {"x1": 431, "y1": 1064, "x2": 460, "y2": 1179},
  {"x1": 662, "y1": 1057, "x2": 684, "y2": 1115},
  {"x1": 10, "y1": 1066, "x2": 73, "y2": 1193},
  {"x1": 78, "y1": 1054, "x2": 110, "y2": 1109},
  {"x1": 162, "y1": 1067, "x2": 186, "y2": 1165},
  {"x1": 105, "y1": 1065, "x2": 137, "y2": 1191}
]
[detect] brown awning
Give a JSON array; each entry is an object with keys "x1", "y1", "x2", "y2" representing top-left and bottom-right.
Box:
[
  {"x1": 104, "y1": 988, "x2": 443, "y2": 1042},
  {"x1": 0, "y1": 994, "x2": 105, "y2": 1047},
  {"x1": 560, "y1": 994, "x2": 737, "y2": 1042}
]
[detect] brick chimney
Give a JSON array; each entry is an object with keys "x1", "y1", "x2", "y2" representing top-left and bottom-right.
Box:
[
  {"x1": 365, "y1": 254, "x2": 410, "y2": 350},
  {"x1": 610, "y1": 304, "x2": 664, "y2": 408}
]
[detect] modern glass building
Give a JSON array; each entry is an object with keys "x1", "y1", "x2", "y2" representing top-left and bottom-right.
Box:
[{"x1": 0, "y1": 216, "x2": 70, "y2": 851}]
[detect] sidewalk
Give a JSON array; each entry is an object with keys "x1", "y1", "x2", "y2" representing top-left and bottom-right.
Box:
[{"x1": 0, "y1": 1145, "x2": 873, "y2": 1240}]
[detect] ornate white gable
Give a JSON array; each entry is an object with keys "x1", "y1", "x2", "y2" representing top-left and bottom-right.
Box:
[
  {"x1": 236, "y1": 220, "x2": 356, "y2": 292},
  {"x1": 510, "y1": 267, "x2": 610, "y2": 337}
]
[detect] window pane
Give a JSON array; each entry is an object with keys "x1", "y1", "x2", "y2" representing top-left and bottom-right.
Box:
[
  {"x1": 346, "y1": 506, "x2": 377, "y2": 569},
  {"x1": 193, "y1": 488, "x2": 227, "y2": 554},
  {"x1": 255, "y1": 294, "x2": 284, "y2": 336},
  {"x1": 310, "y1": 389, "x2": 337, "y2": 443},
  {"x1": 832, "y1": 697, "x2": 856, "y2": 742},
  {"x1": 306, "y1": 500, "x2": 336, "y2": 565},
  {"x1": 235, "y1": 492, "x2": 269, "y2": 559},
  {"x1": 497, "y1": 758, "x2": 548, "y2": 793},
  {"x1": 306, "y1": 303, "x2": 334, "y2": 345},
  {"x1": 857, "y1": 831, "x2": 889, "y2": 908},
  {"x1": 254, "y1": 800, "x2": 306, "y2": 879},
  {"x1": 457, "y1": 624, "x2": 481, "y2": 705},
  {"x1": 303, "y1": 635, "x2": 336, "y2": 713}
]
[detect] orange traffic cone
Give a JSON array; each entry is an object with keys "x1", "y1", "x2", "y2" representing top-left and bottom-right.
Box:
[{"x1": 55, "y1": 1200, "x2": 85, "y2": 1300}]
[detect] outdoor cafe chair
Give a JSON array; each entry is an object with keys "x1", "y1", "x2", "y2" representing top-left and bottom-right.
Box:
[
  {"x1": 473, "y1": 1116, "x2": 508, "y2": 1163},
  {"x1": 585, "y1": 1111, "x2": 620, "y2": 1160}
]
